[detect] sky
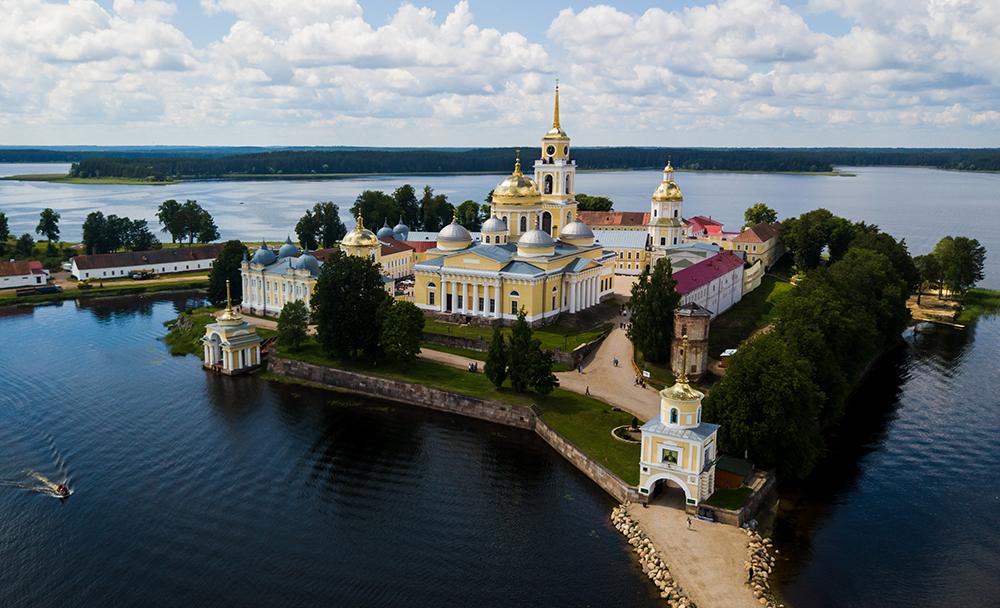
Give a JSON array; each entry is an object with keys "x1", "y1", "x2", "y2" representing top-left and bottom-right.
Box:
[{"x1": 1, "y1": 0, "x2": 998, "y2": 148}]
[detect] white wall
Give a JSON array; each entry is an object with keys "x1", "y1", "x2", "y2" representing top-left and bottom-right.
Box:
[{"x1": 72, "y1": 258, "x2": 215, "y2": 280}]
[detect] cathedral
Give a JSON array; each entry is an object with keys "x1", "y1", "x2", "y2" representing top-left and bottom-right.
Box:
[{"x1": 412, "y1": 85, "x2": 617, "y2": 325}]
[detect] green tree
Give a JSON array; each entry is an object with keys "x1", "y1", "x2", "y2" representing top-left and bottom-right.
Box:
[
  {"x1": 35, "y1": 208, "x2": 61, "y2": 252},
  {"x1": 0, "y1": 211, "x2": 9, "y2": 254},
  {"x1": 913, "y1": 253, "x2": 942, "y2": 303},
  {"x1": 454, "y1": 200, "x2": 483, "y2": 231},
  {"x1": 627, "y1": 258, "x2": 680, "y2": 362},
  {"x1": 781, "y1": 208, "x2": 835, "y2": 269},
  {"x1": 197, "y1": 210, "x2": 220, "y2": 243},
  {"x1": 15, "y1": 233, "x2": 34, "y2": 257},
  {"x1": 82, "y1": 211, "x2": 109, "y2": 254},
  {"x1": 277, "y1": 300, "x2": 310, "y2": 352},
  {"x1": 295, "y1": 209, "x2": 320, "y2": 251},
  {"x1": 484, "y1": 326, "x2": 508, "y2": 389},
  {"x1": 576, "y1": 193, "x2": 614, "y2": 212},
  {"x1": 826, "y1": 216, "x2": 856, "y2": 263},
  {"x1": 392, "y1": 185, "x2": 420, "y2": 228},
  {"x1": 527, "y1": 346, "x2": 558, "y2": 395},
  {"x1": 505, "y1": 309, "x2": 556, "y2": 394},
  {"x1": 933, "y1": 236, "x2": 986, "y2": 296},
  {"x1": 351, "y1": 190, "x2": 398, "y2": 232},
  {"x1": 743, "y1": 202, "x2": 777, "y2": 227},
  {"x1": 849, "y1": 222, "x2": 918, "y2": 290},
  {"x1": 312, "y1": 250, "x2": 392, "y2": 361},
  {"x1": 703, "y1": 332, "x2": 824, "y2": 479},
  {"x1": 314, "y1": 202, "x2": 347, "y2": 247},
  {"x1": 126, "y1": 219, "x2": 159, "y2": 251},
  {"x1": 156, "y1": 199, "x2": 185, "y2": 243},
  {"x1": 208, "y1": 240, "x2": 248, "y2": 306},
  {"x1": 380, "y1": 300, "x2": 425, "y2": 362},
  {"x1": 419, "y1": 185, "x2": 454, "y2": 232}
]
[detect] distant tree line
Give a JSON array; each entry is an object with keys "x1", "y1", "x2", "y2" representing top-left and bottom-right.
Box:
[
  {"x1": 705, "y1": 211, "x2": 920, "y2": 479},
  {"x1": 341, "y1": 184, "x2": 489, "y2": 234},
  {"x1": 81, "y1": 212, "x2": 160, "y2": 255}
]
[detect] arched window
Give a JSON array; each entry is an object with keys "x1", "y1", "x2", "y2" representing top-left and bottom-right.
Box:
[
  {"x1": 566, "y1": 210, "x2": 572, "y2": 223},
  {"x1": 510, "y1": 290, "x2": 520, "y2": 297},
  {"x1": 484, "y1": 235, "x2": 490, "y2": 243},
  {"x1": 674, "y1": 209, "x2": 679, "y2": 218},
  {"x1": 519, "y1": 216, "x2": 527, "y2": 233},
  {"x1": 670, "y1": 408, "x2": 679, "y2": 424},
  {"x1": 428, "y1": 282, "x2": 437, "y2": 288},
  {"x1": 544, "y1": 175, "x2": 553, "y2": 194},
  {"x1": 565, "y1": 174, "x2": 571, "y2": 194}
]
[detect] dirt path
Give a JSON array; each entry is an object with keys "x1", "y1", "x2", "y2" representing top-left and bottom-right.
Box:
[
  {"x1": 555, "y1": 320, "x2": 661, "y2": 422},
  {"x1": 628, "y1": 501, "x2": 759, "y2": 608},
  {"x1": 418, "y1": 347, "x2": 478, "y2": 370},
  {"x1": 52, "y1": 271, "x2": 208, "y2": 289}
]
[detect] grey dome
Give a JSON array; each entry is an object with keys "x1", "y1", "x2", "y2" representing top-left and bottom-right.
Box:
[
  {"x1": 560, "y1": 220, "x2": 594, "y2": 239},
  {"x1": 393, "y1": 219, "x2": 409, "y2": 240},
  {"x1": 277, "y1": 236, "x2": 300, "y2": 259},
  {"x1": 292, "y1": 252, "x2": 320, "y2": 273},
  {"x1": 251, "y1": 243, "x2": 277, "y2": 266},
  {"x1": 377, "y1": 220, "x2": 394, "y2": 240},
  {"x1": 437, "y1": 218, "x2": 473, "y2": 243},
  {"x1": 518, "y1": 229, "x2": 556, "y2": 247},
  {"x1": 481, "y1": 215, "x2": 508, "y2": 234}
]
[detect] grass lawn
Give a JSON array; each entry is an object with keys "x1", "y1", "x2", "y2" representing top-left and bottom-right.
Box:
[
  {"x1": 276, "y1": 339, "x2": 640, "y2": 484},
  {"x1": 420, "y1": 341, "x2": 572, "y2": 372},
  {"x1": 703, "y1": 486, "x2": 753, "y2": 510},
  {"x1": 957, "y1": 288, "x2": 1000, "y2": 325},
  {"x1": 708, "y1": 275, "x2": 793, "y2": 357},
  {"x1": 423, "y1": 318, "x2": 611, "y2": 353},
  {"x1": 164, "y1": 307, "x2": 217, "y2": 356}
]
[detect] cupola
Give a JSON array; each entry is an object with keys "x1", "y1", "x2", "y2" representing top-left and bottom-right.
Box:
[
  {"x1": 517, "y1": 228, "x2": 556, "y2": 257},
  {"x1": 480, "y1": 215, "x2": 509, "y2": 244},
  {"x1": 652, "y1": 161, "x2": 684, "y2": 202},
  {"x1": 277, "y1": 236, "x2": 300, "y2": 259},
  {"x1": 436, "y1": 217, "x2": 473, "y2": 251},
  {"x1": 558, "y1": 220, "x2": 594, "y2": 247},
  {"x1": 377, "y1": 219, "x2": 394, "y2": 240}
]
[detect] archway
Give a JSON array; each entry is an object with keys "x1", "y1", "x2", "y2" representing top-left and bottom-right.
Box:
[
  {"x1": 541, "y1": 211, "x2": 552, "y2": 235},
  {"x1": 207, "y1": 333, "x2": 223, "y2": 368},
  {"x1": 647, "y1": 474, "x2": 691, "y2": 509}
]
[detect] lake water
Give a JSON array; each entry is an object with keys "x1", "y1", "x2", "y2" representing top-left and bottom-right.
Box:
[
  {"x1": 0, "y1": 294, "x2": 660, "y2": 608},
  {"x1": 1, "y1": 163, "x2": 997, "y2": 288}
]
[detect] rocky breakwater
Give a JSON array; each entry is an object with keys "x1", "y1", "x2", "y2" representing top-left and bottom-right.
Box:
[
  {"x1": 611, "y1": 504, "x2": 696, "y2": 608},
  {"x1": 744, "y1": 530, "x2": 781, "y2": 608}
]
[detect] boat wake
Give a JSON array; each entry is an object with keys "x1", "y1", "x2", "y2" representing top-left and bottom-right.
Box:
[{"x1": 0, "y1": 431, "x2": 74, "y2": 499}]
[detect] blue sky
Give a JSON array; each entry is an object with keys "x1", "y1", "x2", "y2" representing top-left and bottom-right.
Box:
[{"x1": 2, "y1": 0, "x2": 998, "y2": 147}]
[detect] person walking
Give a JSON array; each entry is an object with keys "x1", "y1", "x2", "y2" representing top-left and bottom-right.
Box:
[
  {"x1": 585, "y1": 386, "x2": 590, "y2": 396},
  {"x1": 687, "y1": 517, "x2": 692, "y2": 530}
]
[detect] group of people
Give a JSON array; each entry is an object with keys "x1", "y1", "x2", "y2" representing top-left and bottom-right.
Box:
[
  {"x1": 467, "y1": 361, "x2": 479, "y2": 373},
  {"x1": 634, "y1": 374, "x2": 647, "y2": 388}
]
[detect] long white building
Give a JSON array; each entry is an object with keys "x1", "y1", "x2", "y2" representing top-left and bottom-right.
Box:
[{"x1": 69, "y1": 244, "x2": 223, "y2": 280}]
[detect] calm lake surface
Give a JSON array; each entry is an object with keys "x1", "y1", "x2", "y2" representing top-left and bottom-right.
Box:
[
  {"x1": 0, "y1": 163, "x2": 997, "y2": 288},
  {"x1": 0, "y1": 294, "x2": 660, "y2": 608}
]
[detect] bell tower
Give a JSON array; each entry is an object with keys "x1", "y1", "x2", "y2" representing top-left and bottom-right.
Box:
[
  {"x1": 533, "y1": 81, "x2": 578, "y2": 237},
  {"x1": 648, "y1": 160, "x2": 685, "y2": 248}
]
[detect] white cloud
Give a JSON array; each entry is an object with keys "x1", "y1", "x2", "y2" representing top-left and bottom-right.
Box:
[{"x1": 0, "y1": 0, "x2": 998, "y2": 145}]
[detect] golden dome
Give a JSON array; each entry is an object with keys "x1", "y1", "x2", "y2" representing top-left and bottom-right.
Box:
[
  {"x1": 652, "y1": 161, "x2": 683, "y2": 201},
  {"x1": 492, "y1": 153, "x2": 540, "y2": 201},
  {"x1": 342, "y1": 213, "x2": 379, "y2": 248},
  {"x1": 660, "y1": 381, "x2": 704, "y2": 402}
]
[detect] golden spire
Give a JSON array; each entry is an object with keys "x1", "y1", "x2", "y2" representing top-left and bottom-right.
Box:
[
  {"x1": 513, "y1": 148, "x2": 522, "y2": 176},
  {"x1": 356, "y1": 212, "x2": 365, "y2": 231},
  {"x1": 552, "y1": 79, "x2": 561, "y2": 130},
  {"x1": 678, "y1": 334, "x2": 689, "y2": 384},
  {"x1": 664, "y1": 156, "x2": 674, "y2": 180},
  {"x1": 225, "y1": 278, "x2": 232, "y2": 312}
]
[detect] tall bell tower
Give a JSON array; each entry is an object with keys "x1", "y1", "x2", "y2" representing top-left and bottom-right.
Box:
[
  {"x1": 648, "y1": 161, "x2": 684, "y2": 248},
  {"x1": 533, "y1": 81, "x2": 578, "y2": 236}
]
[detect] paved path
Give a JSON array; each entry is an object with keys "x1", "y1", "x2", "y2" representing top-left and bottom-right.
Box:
[
  {"x1": 418, "y1": 347, "x2": 479, "y2": 370},
  {"x1": 555, "y1": 320, "x2": 660, "y2": 422},
  {"x1": 628, "y1": 501, "x2": 759, "y2": 608}
]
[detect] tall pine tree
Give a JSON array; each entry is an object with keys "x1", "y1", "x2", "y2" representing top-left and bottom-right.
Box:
[
  {"x1": 485, "y1": 326, "x2": 508, "y2": 389},
  {"x1": 627, "y1": 258, "x2": 680, "y2": 362}
]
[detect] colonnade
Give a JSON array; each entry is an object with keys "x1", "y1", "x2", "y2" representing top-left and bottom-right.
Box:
[
  {"x1": 567, "y1": 273, "x2": 603, "y2": 314},
  {"x1": 436, "y1": 276, "x2": 504, "y2": 319}
]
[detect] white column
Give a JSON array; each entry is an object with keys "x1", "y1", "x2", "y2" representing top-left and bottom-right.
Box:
[
  {"x1": 569, "y1": 280, "x2": 577, "y2": 313},
  {"x1": 439, "y1": 279, "x2": 446, "y2": 312},
  {"x1": 493, "y1": 281, "x2": 501, "y2": 318},
  {"x1": 452, "y1": 281, "x2": 458, "y2": 313},
  {"x1": 463, "y1": 281, "x2": 470, "y2": 314},
  {"x1": 474, "y1": 282, "x2": 481, "y2": 316}
]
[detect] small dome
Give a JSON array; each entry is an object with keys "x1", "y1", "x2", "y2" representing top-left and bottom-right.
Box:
[
  {"x1": 481, "y1": 215, "x2": 508, "y2": 234},
  {"x1": 292, "y1": 252, "x2": 320, "y2": 273},
  {"x1": 652, "y1": 162, "x2": 683, "y2": 201},
  {"x1": 492, "y1": 156, "x2": 540, "y2": 201},
  {"x1": 377, "y1": 219, "x2": 394, "y2": 240},
  {"x1": 393, "y1": 219, "x2": 409, "y2": 240},
  {"x1": 343, "y1": 214, "x2": 379, "y2": 248},
  {"x1": 251, "y1": 243, "x2": 276, "y2": 266},
  {"x1": 278, "y1": 236, "x2": 300, "y2": 259},
  {"x1": 559, "y1": 220, "x2": 594, "y2": 239},
  {"x1": 436, "y1": 218, "x2": 473, "y2": 250},
  {"x1": 518, "y1": 229, "x2": 556, "y2": 247},
  {"x1": 661, "y1": 381, "x2": 704, "y2": 402}
]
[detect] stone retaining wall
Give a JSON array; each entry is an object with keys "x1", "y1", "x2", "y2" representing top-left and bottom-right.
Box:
[{"x1": 268, "y1": 356, "x2": 646, "y2": 505}]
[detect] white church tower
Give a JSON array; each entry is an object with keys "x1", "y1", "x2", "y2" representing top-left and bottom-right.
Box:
[{"x1": 648, "y1": 161, "x2": 685, "y2": 248}]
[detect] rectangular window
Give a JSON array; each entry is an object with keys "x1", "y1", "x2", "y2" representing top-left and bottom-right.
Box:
[
  {"x1": 429, "y1": 292, "x2": 435, "y2": 306},
  {"x1": 552, "y1": 296, "x2": 556, "y2": 308},
  {"x1": 490, "y1": 299, "x2": 495, "y2": 313},
  {"x1": 478, "y1": 297, "x2": 484, "y2": 311},
  {"x1": 457, "y1": 295, "x2": 463, "y2": 309},
  {"x1": 510, "y1": 301, "x2": 518, "y2": 315},
  {"x1": 660, "y1": 237, "x2": 665, "y2": 245}
]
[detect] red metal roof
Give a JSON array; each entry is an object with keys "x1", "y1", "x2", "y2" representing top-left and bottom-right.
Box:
[
  {"x1": 380, "y1": 237, "x2": 414, "y2": 256},
  {"x1": 404, "y1": 240, "x2": 438, "y2": 253},
  {"x1": 672, "y1": 251, "x2": 745, "y2": 295},
  {"x1": 0, "y1": 260, "x2": 42, "y2": 276},
  {"x1": 577, "y1": 211, "x2": 649, "y2": 227},
  {"x1": 732, "y1": 222, "x2": 781, "y2": 244}
]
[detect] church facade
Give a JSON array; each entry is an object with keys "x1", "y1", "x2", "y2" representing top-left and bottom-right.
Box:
[{"x1": 412, "y1": 86, "x2": 616, "y2": 325}]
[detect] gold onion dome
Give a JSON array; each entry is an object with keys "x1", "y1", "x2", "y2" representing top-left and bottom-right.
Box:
[
  {"x1": 652, "y1": 161, "x2": 683, "y2": 201},
  {"x1": 343, "y1": 213, "x2": 379, "y2": 247},
  {"x1": 492, "y1": 153, "x2": 540, "y2": 200}
]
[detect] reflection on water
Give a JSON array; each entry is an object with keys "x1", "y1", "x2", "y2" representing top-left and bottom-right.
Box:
[
  {"x1": 0, "y1": 294, "x2": 659, "y2": 608},
  {"x1": 774, "y1": 319, "x2": 1000, "y2": 608}
]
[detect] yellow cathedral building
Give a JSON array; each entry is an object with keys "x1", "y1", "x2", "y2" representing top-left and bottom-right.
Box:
[{"x1": 413, "y1": 85, "x2": 616, "y2": 325}]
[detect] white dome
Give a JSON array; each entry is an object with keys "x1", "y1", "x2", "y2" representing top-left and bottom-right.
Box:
[
  {"x1": 518, "y1": 229, "x2": 556, "y2": 247},
  {"x1": 437, "y1": 219, "x2": 473, "y2": 243},
  {"x1": 481, "y1": 216, "x2": 508, "y2": 234},
  {"x1": 560, "y1": 220, "x2": 594, "y2": 239}
]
